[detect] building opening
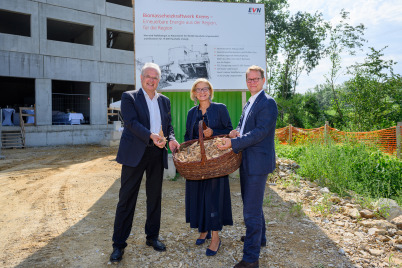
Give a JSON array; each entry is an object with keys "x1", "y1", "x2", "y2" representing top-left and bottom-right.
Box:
[
  {"x1": 52, "y1": 80, "x2": 90, "y2": 125},
  {"x1": 106, "y1": 29, "x2": 134, "y2": 51},
  {"x1": 106, "y1": 0, "x2": 132, "y2": 8},
  {"x1": 0, "y1": 76, "x2": 35, "y2": 126},
  {"x1": 0, "y1": 9, "x2": 30, "y2": 37},
  {"x1": 107, "y1": 83, "x2": 132, "y2": 123},
  {"x1": 47, "y1": 19, "x2": 93, "y2": 45}
]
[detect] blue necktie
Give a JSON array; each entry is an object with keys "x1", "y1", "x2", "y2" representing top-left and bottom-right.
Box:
[{"x1": 238, "y1": 101, "x2": 250, "y2": 129}]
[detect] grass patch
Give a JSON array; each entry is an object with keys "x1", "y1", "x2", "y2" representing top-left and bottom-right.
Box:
[
  {"x1": 289, "y1": 202, "x2": 305, "y2": 217},
  {"x1": 263, "y1": 194, "x2": 272, "y2": 207},
  {"x1": 311, "y1": 193, "x2": 333, "y2": 218},
  {"x1": 276, "y1": 138, "x2": 402, "y2": 206}
]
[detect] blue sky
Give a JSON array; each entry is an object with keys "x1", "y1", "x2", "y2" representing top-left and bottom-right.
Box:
[{"x1": 287, "y1": 0, "x2": 402, "y2": 93}]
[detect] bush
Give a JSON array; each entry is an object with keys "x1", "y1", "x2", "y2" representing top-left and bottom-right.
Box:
[{"x1": 276, "y1": 140, "x2": 402, "y2": 206}]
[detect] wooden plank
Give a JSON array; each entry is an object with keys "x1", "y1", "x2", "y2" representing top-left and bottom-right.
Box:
[
  {"x1": 2, "y1": 139, "x2": 23, "y2": 142},
  {"x1": 2, "y1": 142, "x2": 23, "y2": 146}
]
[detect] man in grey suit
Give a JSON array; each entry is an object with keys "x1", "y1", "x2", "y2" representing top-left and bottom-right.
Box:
[
  {"x1": 110, "y1": 62, "x2": 180, "y2": 263},
  {"x1": 218, "y1": 65, "x2": 278, "y2": 268}
]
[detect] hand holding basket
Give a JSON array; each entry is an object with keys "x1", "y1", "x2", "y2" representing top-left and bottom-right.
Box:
[{"x1": 173, "y1": 120, "x2": 242, "y2": 180}]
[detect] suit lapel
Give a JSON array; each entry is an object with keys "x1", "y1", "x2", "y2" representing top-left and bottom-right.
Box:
[
  {"x1": 190, "y1": 105, "x2": 200, "y2": 140},
  {"x1": 244, "y1": 91, "x2": 265, "y2": 130},
  {"x1": 138, "y1": 88, "x2": 150, "y2": 129},
  {"x1": 157, "y1": 94, "x2": 165, "y2": 132}
]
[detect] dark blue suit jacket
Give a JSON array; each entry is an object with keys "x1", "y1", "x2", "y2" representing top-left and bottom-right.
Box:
[
  {"x1": 116, "y1": 89, "x2": 175, "y2": 169},
  {"x1": 231, "y1": 92, "x2": 278, "y2": 175},
  {"x1": 184, "y1": 102, "x2": 233, "y2": 141}
]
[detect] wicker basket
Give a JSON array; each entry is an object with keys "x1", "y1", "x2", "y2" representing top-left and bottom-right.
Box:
[{"x1": 173, "y1": 120, "x2": 242, "y2": 180}]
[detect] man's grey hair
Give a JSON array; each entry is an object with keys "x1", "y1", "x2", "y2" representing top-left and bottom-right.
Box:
[{"x1": 141, "y1": 62, "x2": 161, "y2": 79}]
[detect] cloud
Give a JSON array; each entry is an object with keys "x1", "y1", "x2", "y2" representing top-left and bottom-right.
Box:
[{"x1": 288, "y1": 0, "x2": 402, "y2": 26}]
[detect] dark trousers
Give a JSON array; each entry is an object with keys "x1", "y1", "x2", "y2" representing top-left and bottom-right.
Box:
[
  {"x1": 240, "y1": 164, "x2": 268, "y2": 263},
  {"x1": 112, "y1": 146, "x2": 164, "y2": 249}
]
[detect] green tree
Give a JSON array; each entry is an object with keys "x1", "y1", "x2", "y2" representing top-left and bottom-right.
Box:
[
  {"x1": 344, "y1": 47, "x2": 402, "y2": 131},
  {"x1": 263, "y1": 0, "x2": 289, "y2": 95},
  {"x1": 302, "y1": 92, "x2": 325, "y2": 128},
  {"x1": 275, "y1": 94, "x2": 305, "y2": 128},
  {"x1": 324, "y1": 10, "x2": 366, "y2": 123},
  {"x1": 273, "y1": 11, "x2": 327, "y2": 124},
  {"x1": 275, "y1": 11, "x2": 327, "y2": 99}
]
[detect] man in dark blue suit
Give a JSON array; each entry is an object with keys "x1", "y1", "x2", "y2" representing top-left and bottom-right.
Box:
[
  {"x1": 110, "y1": 63, "x2": 180, "y2": 263},
  {"x1": 218, "y1": 65, "x2": 278, "y2": 268}
]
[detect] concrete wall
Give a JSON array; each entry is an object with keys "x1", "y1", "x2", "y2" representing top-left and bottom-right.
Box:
[
  {"x1": 90, "y1": 83, "x2": 108, "y2": 125},
  {"x1": 0, "y1": 0, "x2": 135, "y2": 146},
  {"x1": 45, "y1": 0, "x2": 106, "y2": 15},
  {"x1": 101, "y1": 16, "x2": 134, "y2": 64},
  {"x1": 0, "y1": 0, "x2": 40, "y2": 54},
  {"x1": 0, "y1": 0, "x2": 134, "y2": 83},
  {"x1": 22, "y1": 125, "x2": 112, "y2": 147},
  {"x1": 39, "y1": 4, "x2": 101, "y2": 61},
  {"x1": 35, "y1": 79, "x2": 52, "y2": 125}
]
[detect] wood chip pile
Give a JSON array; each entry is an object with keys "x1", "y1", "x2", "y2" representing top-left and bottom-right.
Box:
[{"x1": 174, "y1": 137, "x2": 232, "y2": 162}]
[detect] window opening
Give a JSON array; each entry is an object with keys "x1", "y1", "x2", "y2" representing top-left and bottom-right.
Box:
[
  {"x1": 0, "y1": 9, "x2": 30, "y2": 37},
  {"x1": 52, "y1": 80, "x2": 90, "y2": 125},
  {"x1": 47, "y1": 19, "x2": 93, "y2": 45}
]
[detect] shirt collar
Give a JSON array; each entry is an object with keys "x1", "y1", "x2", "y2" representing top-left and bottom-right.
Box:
[
  {"x1": 141, "y1": 88, "x2": 158, "y2": 100},
  {"x1": 248, "y1": 89, "x2": 264, "y2": 104}
]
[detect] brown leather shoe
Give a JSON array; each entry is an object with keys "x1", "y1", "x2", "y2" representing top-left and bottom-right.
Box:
[
  {"x1": 240, "y1": 236, "x2": 266, "y2": 247},
  {"x1": 234, "y1": 260, "x2": 259, "y2": 268}
]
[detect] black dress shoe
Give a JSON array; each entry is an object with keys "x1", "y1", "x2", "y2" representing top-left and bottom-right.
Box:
[
  {"x1": 234, "y1": 260, "x2": 259, "y2": 268},
  {"x1": 146, "y1": 238, "x2": 166, "y2": 251},
  {"x1": 110, "y1": 247, "x2": 124, "y2": 263},
  {"x1": 240, "y1": 236, "x2": 266, "y2": 247}
]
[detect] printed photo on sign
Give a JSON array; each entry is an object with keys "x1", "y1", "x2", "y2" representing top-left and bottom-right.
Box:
[{"x1": 135, "y1": 0, "x2": 266, "y2": 90}]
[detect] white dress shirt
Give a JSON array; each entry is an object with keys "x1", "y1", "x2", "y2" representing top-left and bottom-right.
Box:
[{"x1": 142, "y1": 88, "x2": 161, "y2": 134}]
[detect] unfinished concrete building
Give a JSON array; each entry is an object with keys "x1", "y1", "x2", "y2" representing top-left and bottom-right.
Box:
[{"x1": 0, "y1": 0, "x2": 134, "y2": 147}]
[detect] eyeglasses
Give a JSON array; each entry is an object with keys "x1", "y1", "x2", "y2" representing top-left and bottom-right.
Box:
[
  {"x1": 246, "y1": 77, "x2": 262, "y2": 83},
  {"x1": 144, "y1": 75, "x2": 159, "y2": 81},
  {"x1": 195, "y1": 87, "x2": 210, "y2": 93}
]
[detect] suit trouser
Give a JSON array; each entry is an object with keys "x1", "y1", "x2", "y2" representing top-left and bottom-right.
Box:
[
  {"x1": 240, "y1": 165, "x2": 268, "y2": 263},
  {"x1": 112, "y1": 146, "x2": 164, "y2": 249}
]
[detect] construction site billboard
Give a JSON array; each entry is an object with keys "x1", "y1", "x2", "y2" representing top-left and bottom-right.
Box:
[{"x1": 135, "y1": 0, "x2": 266, "y2": 91}]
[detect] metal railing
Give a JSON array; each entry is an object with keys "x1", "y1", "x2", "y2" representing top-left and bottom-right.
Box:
[{"x1": 107, "y1": 108, "x2": 124, "y2": 127}]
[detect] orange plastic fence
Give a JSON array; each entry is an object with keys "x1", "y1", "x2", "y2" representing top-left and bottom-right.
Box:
[{"x1": 275, "y1": 124, "x2": 402, "y2": 156}]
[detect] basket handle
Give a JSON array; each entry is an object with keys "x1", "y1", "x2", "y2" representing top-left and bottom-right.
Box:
[{"x1": 198, "y1": 120, "x2": 207, "y2": 164}]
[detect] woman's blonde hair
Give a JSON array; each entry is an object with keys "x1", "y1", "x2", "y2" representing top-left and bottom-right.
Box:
[{"x1": 190, "y1": 78, "x2": 214, "y2": 101}]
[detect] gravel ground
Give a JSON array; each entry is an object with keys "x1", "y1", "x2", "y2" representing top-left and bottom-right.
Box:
[{"x1": 1, "y1": 145, "x2": 399, "y2": 267}]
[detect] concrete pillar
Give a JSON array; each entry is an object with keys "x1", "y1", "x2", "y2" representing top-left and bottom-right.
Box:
[
  {"x1": 90, "y1": 82, "x2": 107, "y2": 125},
  {"x1": 35, "y1": 78, "x2": 52, "y2": 125}
]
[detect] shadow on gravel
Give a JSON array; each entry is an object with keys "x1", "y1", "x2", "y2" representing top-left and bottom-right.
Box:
[{"x1": 14, "y1": 177, "x2": 355, "y2": 268}]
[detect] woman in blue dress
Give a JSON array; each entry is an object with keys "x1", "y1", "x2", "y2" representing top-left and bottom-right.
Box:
[{"x1": 184, "y1": 78, "x2": 233, "y2": 256}]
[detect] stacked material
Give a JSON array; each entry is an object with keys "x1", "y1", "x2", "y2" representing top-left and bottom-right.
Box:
[{"x1": 174, "y1": 137, "x2": 231, "y2": 162}]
